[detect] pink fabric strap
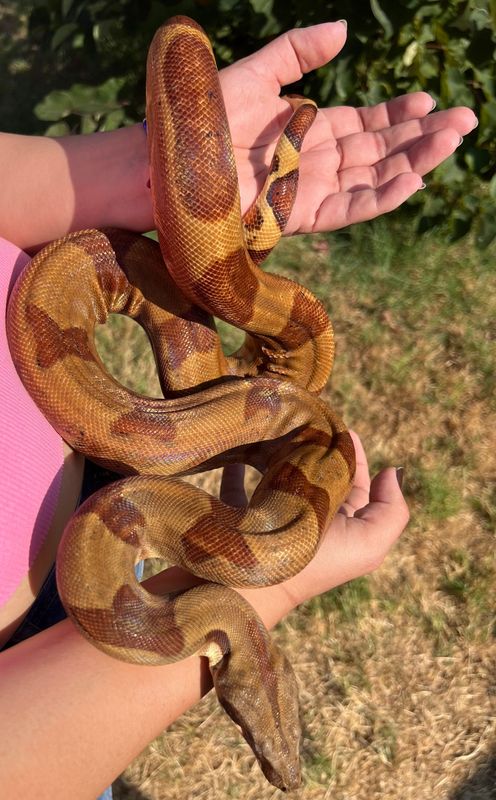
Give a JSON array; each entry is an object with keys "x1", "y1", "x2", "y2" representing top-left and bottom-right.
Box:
[{"x1": 0, "y1": 238, "x2": 64, "y2": 605}]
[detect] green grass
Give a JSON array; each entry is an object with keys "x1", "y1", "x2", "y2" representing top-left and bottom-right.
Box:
[
  {"x1": 408, "y1": 463, "x2": 463, "y2": 521},
  {"x1": 303, "y1": 577, "x2": 373, "y2": 624}
]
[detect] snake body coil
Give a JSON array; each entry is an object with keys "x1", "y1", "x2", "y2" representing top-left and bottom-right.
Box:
[{"x1": 7, "y1": 16, "x2": 355, "y2": 791}]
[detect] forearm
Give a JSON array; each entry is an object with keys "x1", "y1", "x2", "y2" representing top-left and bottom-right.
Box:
[
  {"x1": 0, "y1": 125, "x2": 152, "y2": 252},
  {"x1": 0, "y1": 575, "x2": 294, "y2": 800}
]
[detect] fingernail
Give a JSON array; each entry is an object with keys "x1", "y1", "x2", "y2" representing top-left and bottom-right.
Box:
[
  {"x1": 458, "y1": 135, "x2": 464, "y2": 146},
  {"x1": 418, "y1": 182, "x2": 426, "y2": 190},
  {"x1": 337, "y1": 19, "x2": 347, "y2": 28},
  {"x1": 396, "y1": 467, "x2": 404, "y2": 489},
  {"x1": 430, "y1": 97, "x2": 437, "y2": 110},
  {"x1": 472, "y1": 117, "x2": 479, "y2": 130}
]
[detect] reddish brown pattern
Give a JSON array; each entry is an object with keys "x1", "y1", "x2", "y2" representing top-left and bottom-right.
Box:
[
  {"x1": 25, "y1": 303, "x2": 94, "y2": 368},
  {"x1": 269, "y1": 154, "x2": 280, "y2": 174},
  {"x1": 284, "y1": 104, "x2": 318, "y2": 152},
  {"x1": 92, "y1": 492, "x2": 146, "y2": 547},
  {"x1": 295, "y1": 425, "x2": 333, "y2": 449},
  {"x1": 155, "y1": 316, "x2": 219, "y2": 371},
  {"x1": 266, "y1": 462, "x2": 330, "y2": 532},
  {"x1": 243, "y1": 205, "x2": 264, "y2": 233},
  {"x1": 199, "y1": 247, "x2": 258, "y2": 322},
  {"x1": 277, "y1": 287, "x2": 329, "y2": 348},
  {"x1": 164, "y1": 34, "x2": 237, "y2": 222},
  {"x1": 247, "y1": 246, "x2": 274, "y2": 266},
  {"x1": 181, "y1": 510, "x2": 258, "y2": 569},
  {"x1": 68, "y1": 584, "x2": 185, "y2": 656},
  {"x1": 243, "y1": 383, "x2": 283, "y2": 420},
  {"x1": 335, "y1": 429, "x2": 356, "y2": 479},
  {"x1": 75, "y1": 232, "x2": 131, "y2": 311},
  {"x1": 266, "y1": 170, "x2": 299, "y2": 231},
  {"x1": 111, "y1": 408, "x2": 177, "y2": 444}
]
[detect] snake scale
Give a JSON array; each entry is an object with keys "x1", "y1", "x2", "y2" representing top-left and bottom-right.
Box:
[{"x1": 7, "y1": 16, "x2": 355, "y2": 791}]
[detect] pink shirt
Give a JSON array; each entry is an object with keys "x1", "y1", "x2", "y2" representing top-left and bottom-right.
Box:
[{"x1": 0, "y1": 238, "x2": 64, "y2": 605}]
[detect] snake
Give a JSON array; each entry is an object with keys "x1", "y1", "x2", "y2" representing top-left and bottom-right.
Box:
[{"x1": 7, "y1": 16, "x2": 355, "y2": 792}]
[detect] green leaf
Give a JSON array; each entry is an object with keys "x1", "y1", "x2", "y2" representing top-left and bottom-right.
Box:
[
  {"x1": 100, "y1": 109, "x2": 126, "y2": 131},
  {"x1": 449, "y1": 213, "x2": 473, "y2": 243},
  {"x1": 335, "y1": 56, "x2": 356, "y2": 101},
  {"x1": 479, "y1": 101, "x2": 496, "y2": 141},
  {"x1": 34, "y1": 90, "x2": 75, "y2": 121},
  {"x1": 441, "y1": 67, "x2": 474, "y2": 107},
  {"x1": 35, "y1": 78, "x2": 126, "y2": 126},
  {"x1": 44, "y1": 121, "x2": 71, "y2": 136},
  {"x1": 475, "y1": 211, "x2": 496, "y2": 249},
  {"x1": 80, "y1": 114, "x2": 98, "y2": 134},
  {"x1": 370, "y1": 0, "x2": 394, "y2": 39},
  {"x1": 248, "y1": 0, "x2": 280, "y2": 35},
  {"x1": 417, "y1": 51, "x2": 440, "y2": 81},
  {"x1": 464, "y1": 146, "x2": 491, "y2": 175},
  {"x1": 51, "y1": 23, "x2": 79, "y2": 50},
  {"x1": 62, "y1": 0, "x2": 77, "y2": 18}
]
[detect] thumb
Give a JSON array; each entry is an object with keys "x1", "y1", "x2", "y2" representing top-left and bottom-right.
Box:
[
  {"x1": 354, "y1": 467, "x2": 410, "y2": 539},
  {"x1": 219, "y1": 464, "x2": 248, "y2": 507},
  {"x1": 248, "y1": 21, "x2": 348, "y2": 88}
]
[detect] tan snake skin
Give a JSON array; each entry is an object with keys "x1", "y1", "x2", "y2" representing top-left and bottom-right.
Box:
[{"x1": 7, "y1": 16, "x2": 355, "y2": 791}]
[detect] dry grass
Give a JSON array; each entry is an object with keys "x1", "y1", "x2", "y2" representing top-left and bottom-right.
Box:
[{"x1": 96, "y1": 220, "x2": 496, "y2": 800}]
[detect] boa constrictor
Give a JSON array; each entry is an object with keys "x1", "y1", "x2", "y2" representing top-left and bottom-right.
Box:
[{"x1": 7, "y1": 16, "x2": 355, "y2": 791}]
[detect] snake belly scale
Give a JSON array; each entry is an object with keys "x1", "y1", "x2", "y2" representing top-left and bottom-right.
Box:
[{"x1": 6, "y1": 15, "x2": 355, "y2": 792}]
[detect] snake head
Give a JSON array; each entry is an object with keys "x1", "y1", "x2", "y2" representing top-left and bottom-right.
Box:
[{"x1": 210, "y1": 632, "x2": 301, "y2": 791}]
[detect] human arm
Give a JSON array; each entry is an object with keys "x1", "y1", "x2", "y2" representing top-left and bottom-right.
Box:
[
  {"x1": 0, "y1": 432, "x2": 408, "y2": 799},
  {"x1": 0, "y1": 22, "x2": 477, "y2": 252}
]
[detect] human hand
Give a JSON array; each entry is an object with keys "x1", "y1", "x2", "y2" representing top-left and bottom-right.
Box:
[
  {"x1": 219, "y1": 21, "x2": 478, "y2": 234},
  {"x1": 208, "y1": 431, "x2": 408, "y2": 608},
  {"x1": 143, "y1": 431, "x2": 407, "y2": 625},
  {"x1": 277, "y1": 431, "x2": 409, "y2": 607},
  {"x1": 220, "y1": 431, "x2": 409, "y2": 610}
]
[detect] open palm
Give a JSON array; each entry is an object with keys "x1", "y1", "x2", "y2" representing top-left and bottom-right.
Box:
[{"x1": 220, "y1": 21, "x2": 478, "y2": 234}]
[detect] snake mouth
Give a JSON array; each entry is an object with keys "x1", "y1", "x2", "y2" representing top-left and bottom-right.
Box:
[
  {"x1": 259, "y1": 757, "x2": 301, "y2": 792},
  {"x1": 215, "y1": 692, "x2": 301, "y2": 792}
]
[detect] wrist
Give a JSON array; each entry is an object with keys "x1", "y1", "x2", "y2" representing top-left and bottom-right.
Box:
[
  {"x1": 237, "y1": 581, "x2": 298, "y2": 628},
  {"x1": 65, "y1": 124, "x2": 153, "y2": 235},
  {"x1": 143, "y1": 567, "x2": 299, "y2": 630}
]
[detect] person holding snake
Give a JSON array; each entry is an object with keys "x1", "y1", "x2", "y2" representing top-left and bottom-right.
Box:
[{"x1": 0, "y1": 18, "x2": 476, "y2": 798}]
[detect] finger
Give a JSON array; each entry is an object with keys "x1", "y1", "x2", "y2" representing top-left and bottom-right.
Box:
[
  {"x1": 329, "y1": 467, "x2": 409, "y2": 575},
  {"x1": 337, "y1": 128, "x2": 463, "y2": 193},
  {"x1": 247, "y1": 21, "x2": 347, "y2": 89},
  {"x1": 291, "y1": 466, "x2": 408, "y2": 596},
  {"x1": 335, "y1": 97, "x2": 476, "y2": 138},
  {"x1": 313, "y1": 172, "x2": 424, "y2": 232},
  {"x1": 335, "y1": 107, "x2": 477, "y2": 170},
  {"x1": 321, "y1": 92, "x2": 435, "y2": 139},
  {"x1": 358, "y1": 92, "x2": 436, "y2": 131},
  {"x1": 219, "y1": 463, "x2": 248, "y2": 507},
  {"x1": 354, "y1": 466, "x2": 409, "y2": 530},
  {"x1": 339, "y1": 430, "x2": 371, "y2": 516},
  {"x1": 340, "y1": 467, "x2": 410, "y2": 574}
]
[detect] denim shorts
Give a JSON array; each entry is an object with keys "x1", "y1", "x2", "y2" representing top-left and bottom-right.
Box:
[{"x1": 1, "y1": 460, "x2": 139, "y2": 800}]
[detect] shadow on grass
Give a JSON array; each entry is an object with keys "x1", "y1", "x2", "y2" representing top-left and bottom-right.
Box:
[
  {"x1": 449, "y1": 746, "x2": 496, "y2": 800},
  {"x1": 112, "y1": 777, "x2": 152, "y2": 800}
]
